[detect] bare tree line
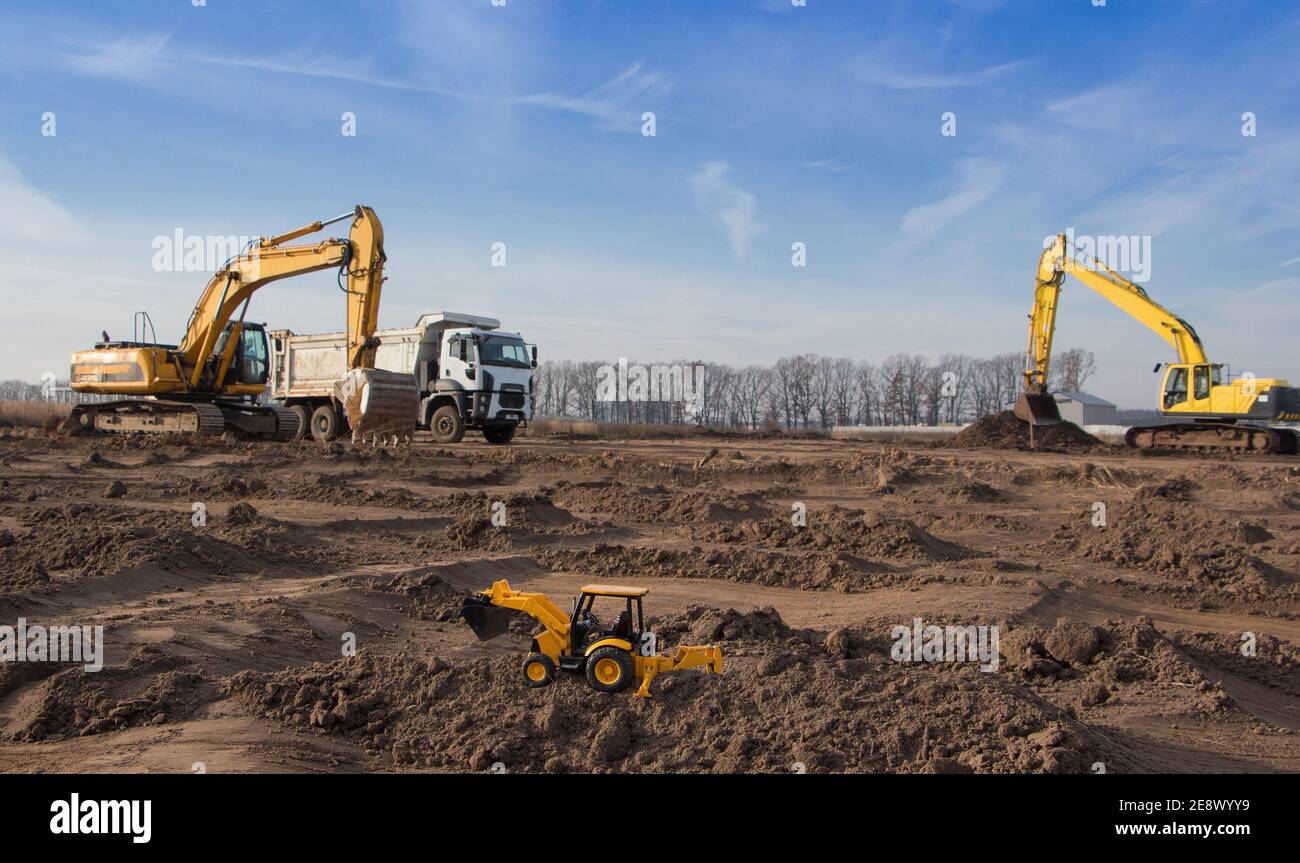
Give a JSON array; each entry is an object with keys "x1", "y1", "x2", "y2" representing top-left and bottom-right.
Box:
[
  {"x1": 4, "y1": 348, "x2": 1098, "y2": 429},
  {"x1": 0, "y1": 379, "x2": 114, "y2": 404},
  {"x1": 533, "y1": 349, "x2": 1096, "y2": 428}
]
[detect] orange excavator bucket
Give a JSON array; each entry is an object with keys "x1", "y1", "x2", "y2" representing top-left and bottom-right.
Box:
[{"x1": 1013, "y1": 387, "x2": 1061, "y2": 426}]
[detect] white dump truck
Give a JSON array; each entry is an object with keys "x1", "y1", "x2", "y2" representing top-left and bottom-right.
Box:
[{"x1": 268, "y1": 312, "x2": 535, "y2": 444}]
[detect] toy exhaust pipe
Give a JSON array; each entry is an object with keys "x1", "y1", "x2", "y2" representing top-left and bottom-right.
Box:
[
  {"x1": 461, "y1": 597, "x2": 512, "y2": 641},
  {"x1": 334, "y1": 368, "x2": 419, "y2": 440},
  {"x1": 1013, "y1": 388, "x2": 1061, "y2": 426}
]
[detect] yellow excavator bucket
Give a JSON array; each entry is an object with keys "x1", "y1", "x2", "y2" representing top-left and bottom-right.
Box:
[
  {"x1": 1013, "y1": 389, "x2": 1061, "y2": 426},
  {"x1": 334, "y1": 368, "x2": 419, "y2": 440}
]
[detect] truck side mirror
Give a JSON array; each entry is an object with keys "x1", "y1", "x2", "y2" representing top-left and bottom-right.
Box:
[
  {"x1": 1152, "y1": 363, "x2": 1162, "y2": 374},
  {"x1": 531, "y1": 345, "x2": 538, "y2": 368},
  {"x1": 459, "y1": 340, "x2": 468, "y2": 363}
]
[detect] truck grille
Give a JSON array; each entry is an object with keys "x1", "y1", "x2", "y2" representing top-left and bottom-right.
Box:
[{"x1": 499, "y1": 390, "x2": 525, "y2": 409}]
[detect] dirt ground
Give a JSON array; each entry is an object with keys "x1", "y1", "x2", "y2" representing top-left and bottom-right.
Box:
[{"x1": 0, "y1": 425, "x2": 1296, "y2": 773}]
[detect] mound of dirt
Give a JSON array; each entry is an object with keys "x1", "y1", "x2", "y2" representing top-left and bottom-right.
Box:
[
  {"x1": 998, "y1": 618, "x2": 1245, "y2": 717},
  {"x1": 1134, "y1": 476, "x2": 1198, "y2": 501},
  {"x1": 954, "y1": 411, "x2": 1102, "y2": 451},
  {"x1": 1169, "y1": 630, "x2": 1300, "y2": 700},
  {"x1": 648, "y1": 605, "x2": 800, "y2": 645},
  {"x1": 950, "y1": 479, "x2": 1004, "y2": 502},
  {"x1": 372, "y1": 571, "x2": 471, "y2": 622},
  {"x1": 692, "y1": 509, "x2": 979, "y2": 563},
  {"x1": 0, "y1": 503, "x2": 325, "y2": 591},
  {"x1": 225, "y1": 501, "x2": 262, "y2": 526},
  {"x1": 9, "y1": 648, "x2": 215, "y2": 742},
  {"x1": 227, "y1": 633, "x2": 1148, "y2": 773},
  {"x1": 539, "y1": 542, "x2": 903, "y2": 592},
  {"x1": 1051, "y1": 496, "x2": 1297, "y2": 602},
  {"x1": 553, "y1": 480, "x2": 771, "y2": 525}
]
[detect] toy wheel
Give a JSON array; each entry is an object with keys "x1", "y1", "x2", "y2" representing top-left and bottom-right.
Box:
[
  {"x1": 521, "y1": 653, "x2": 555, "y2": 688},
  {"x1": 585, "y1": 646, "x2": 634, "y2": 693}
]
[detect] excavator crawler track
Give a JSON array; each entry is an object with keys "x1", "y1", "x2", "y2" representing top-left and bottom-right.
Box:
[
  {"x1": 66, "y1": 399, "x2": 301, "y2": 441},
  {"x1": 1124, "y1": 422, "x2": 1297, "y2": 454}
]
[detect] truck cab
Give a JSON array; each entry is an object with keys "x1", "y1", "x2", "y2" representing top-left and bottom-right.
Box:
[{"x1": 416, "y1": 313, "x2": 536, "y2": 443}]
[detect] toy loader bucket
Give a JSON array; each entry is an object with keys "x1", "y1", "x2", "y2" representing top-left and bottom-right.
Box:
[
  {"x1": 334, "y1": 368, "x2": 418, "y2": 440},
  {"x1": 1013, "y1": 390, "x2": 1061, "y2": 426},
  {"x1": 461, "y1": 597, "x2": 512, "y2": 641}
]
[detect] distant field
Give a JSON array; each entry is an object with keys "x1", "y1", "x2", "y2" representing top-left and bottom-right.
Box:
[{"x1": 0, "y1": 400, "x2": 70, "y2": 427}]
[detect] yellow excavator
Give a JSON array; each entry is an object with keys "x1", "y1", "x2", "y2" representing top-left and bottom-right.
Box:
[
  {"x1": 65, "y1": 206, "x2": 416, "y2": 441},
  {"x1": 1015, "y1": 232, "x2": 1300, "y2": 453},
  {"x1": 461, "y1": 580, "x2": 724, "y2": 697}
]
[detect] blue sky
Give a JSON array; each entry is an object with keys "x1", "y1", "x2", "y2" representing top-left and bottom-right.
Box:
[{"x1": 2, "y1": 0, "x2": 1299, "y2": 407}]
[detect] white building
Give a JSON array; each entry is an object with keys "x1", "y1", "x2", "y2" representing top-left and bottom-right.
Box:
[{"x1": 1053, "y1": 391, "x2": 1119, "y2": 427}]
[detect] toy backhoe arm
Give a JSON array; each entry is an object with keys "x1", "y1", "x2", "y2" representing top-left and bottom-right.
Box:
[
  {"x1": 460, "y1": 579, "x2": 572, "y2": 643},
  {"x1": 1024, "y1": 233, "x2": 1208, "y2": 391},
  {"x1": 177, "y1": 205, "x2": 387, "y2": 388}
]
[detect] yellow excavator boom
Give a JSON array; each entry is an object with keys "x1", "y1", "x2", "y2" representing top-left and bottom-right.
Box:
[{"x1": 1025, "y1": 232, "x2": 1208, "y2": 393}]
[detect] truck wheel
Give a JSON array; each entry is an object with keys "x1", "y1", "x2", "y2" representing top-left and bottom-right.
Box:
[
  {"x1": 521, "y1": 653, "x2": 555, "y2": 688},
  {"x1": 288, "y1": 405, "x2": 309, "y2": 441},
  {"x1": 482, "y1": 424, "x2": 516, "y2": 445},
  {"x1": 585, "y1": 646, "x2": 634, "y2": 693},
  {"x1": 431, "y1": 404, "x2": 465, "y2": 444},
  {"x1": 310, "y1": 404, "x2": 340, "y2": 442}
]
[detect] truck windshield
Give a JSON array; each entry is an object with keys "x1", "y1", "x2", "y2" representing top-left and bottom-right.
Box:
[{"x1": 478, "y1": 335, "x2": 530, "y2": 368}]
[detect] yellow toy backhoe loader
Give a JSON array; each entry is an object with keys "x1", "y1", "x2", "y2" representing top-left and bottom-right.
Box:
[
  {"x1": 1015, "y1": 232, "x2": 1300, "y2": 453},
  {"x1": 65, "y1": 206, "x2": 416, "y2": 441},
  {"x1": 461, "y1": 580, "x2": 724, "y2": 697}
]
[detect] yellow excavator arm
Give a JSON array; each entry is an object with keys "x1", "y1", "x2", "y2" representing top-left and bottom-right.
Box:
[
  {"x1": 180, "y1": 205, "x2": 387, "y2": 389},
  {"x1": 1024, "y1": 232, "x2": 1207, "y2": 394}
]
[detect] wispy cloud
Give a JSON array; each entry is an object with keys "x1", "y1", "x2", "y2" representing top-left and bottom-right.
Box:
[
  {"x1": 61, "y1": 31, "x2": 665, "y2": 133},
  {"x1": 901, "y1": 158, "x2": 1006, "y2": 238},
  {"x1": 65, "y1": 32, "x2": 171, "y2": 81},
  {"x1": 801, "y1": 158, "x2": 853, "y2": 173},
  {"x1": 690, "y1": 161, "x2": 766, "y2": 261},
  {"x1": 517, "y1": 63, "x2": 671, "y2": 132},
  {"x1": 0, "y1": 153, "x2": 81, "y2": 243},
  {"x1": 853, "y1": 55, "x2": 1024, "y2": 91}
]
